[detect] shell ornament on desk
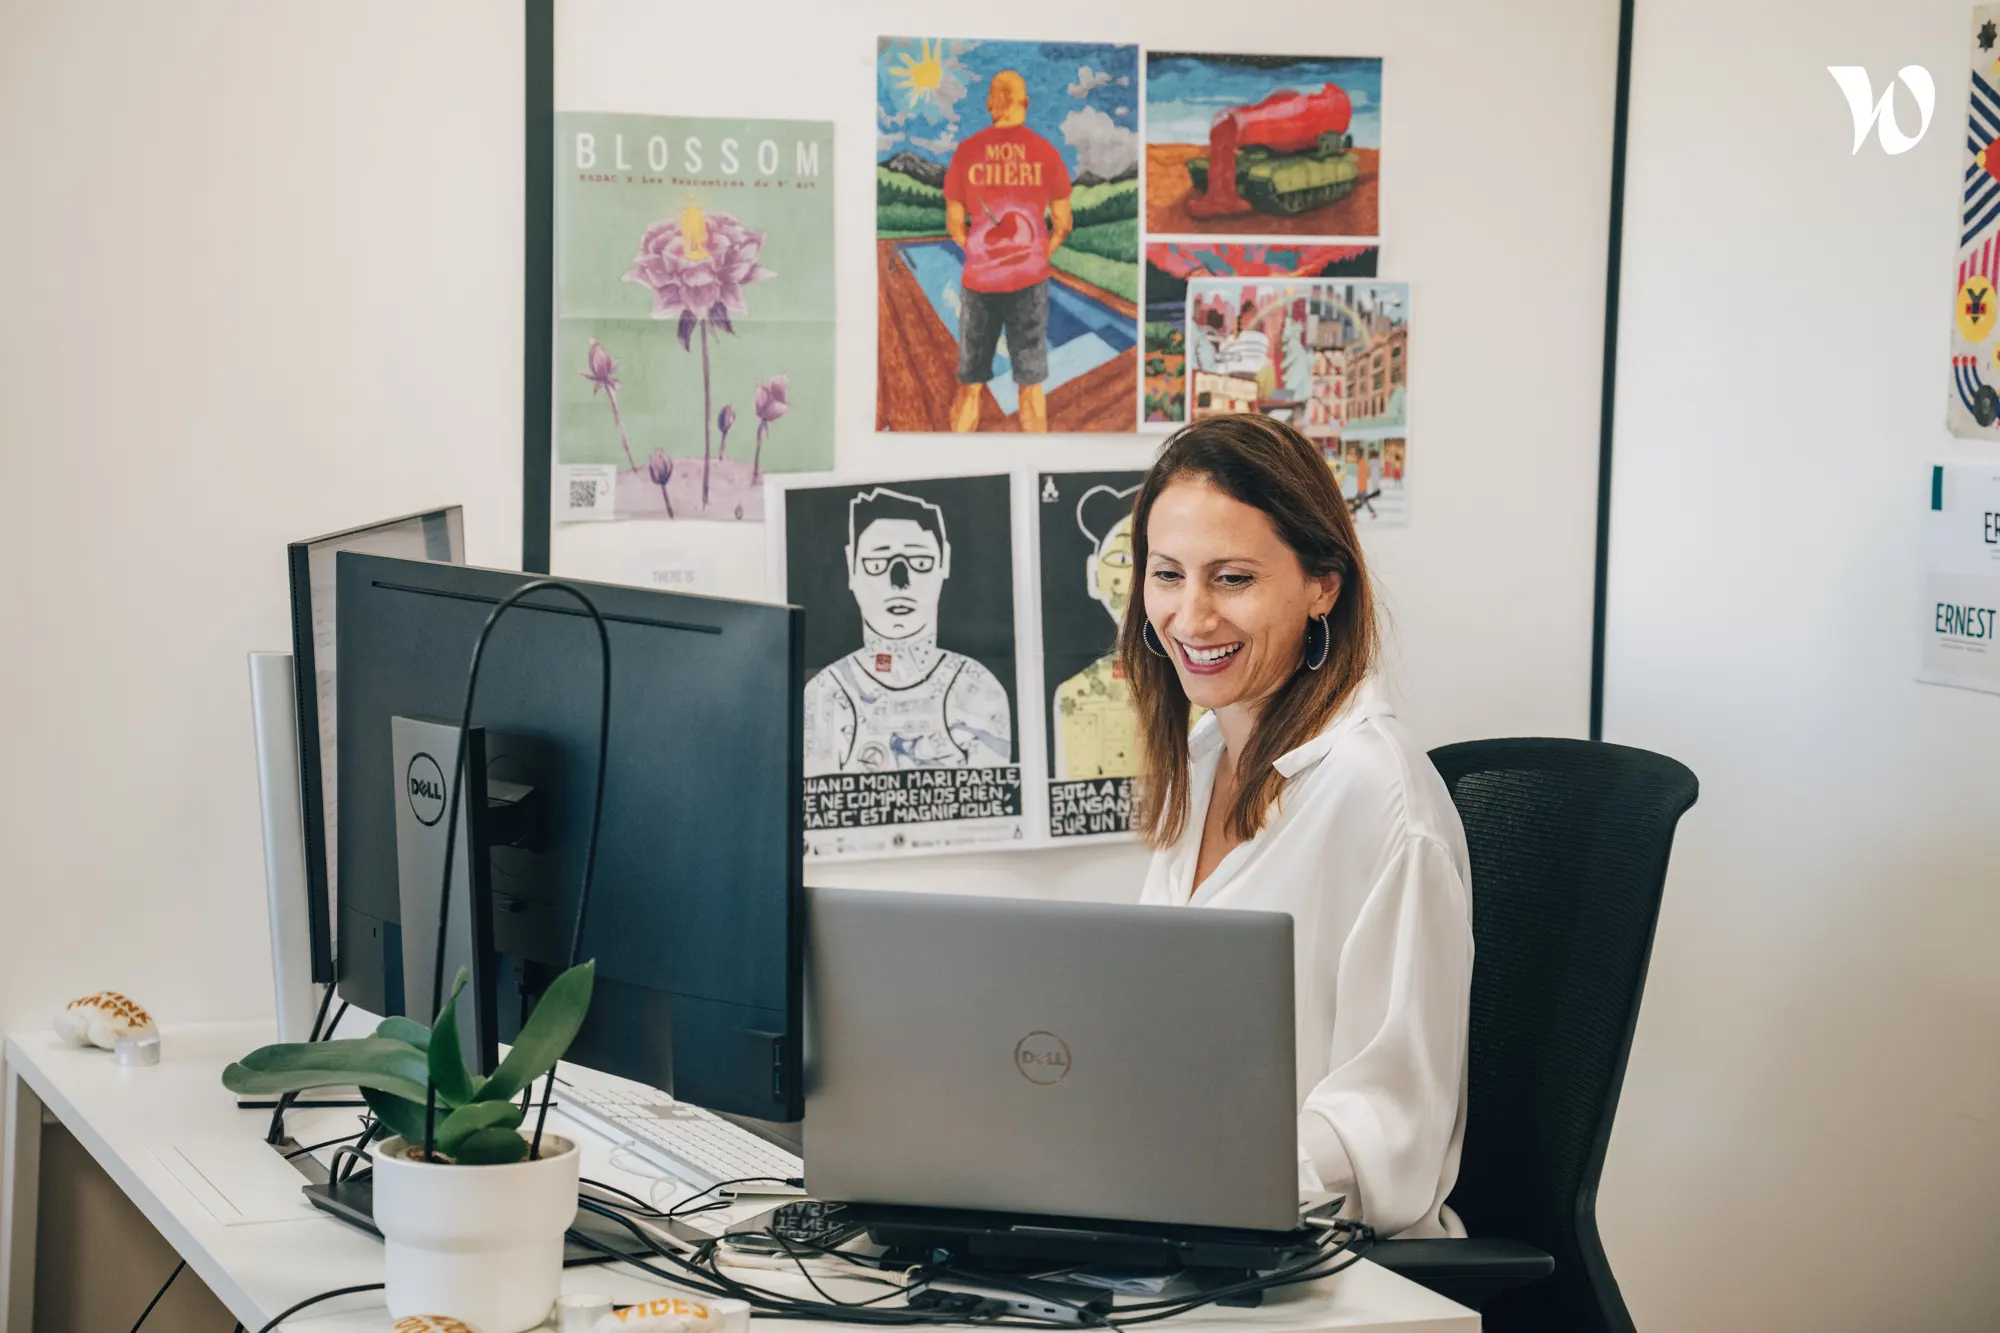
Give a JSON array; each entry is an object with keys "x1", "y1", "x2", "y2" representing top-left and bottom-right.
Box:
[{"x1": 54, "y1": 991, "x2": 157, "y2": 1050}]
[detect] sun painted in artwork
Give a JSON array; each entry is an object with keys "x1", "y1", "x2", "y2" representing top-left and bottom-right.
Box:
[{"x1": 890, "y1": 38, "x2": 947, "y2": 109}]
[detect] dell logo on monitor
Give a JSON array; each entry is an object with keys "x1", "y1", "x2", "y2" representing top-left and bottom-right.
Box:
[
  {"x1": 406, "y1": 753, "x2": 447, "y2": 827},
  {"x1": 1014, "y1": 1031, "x2": 1071, "y2": 1085}
]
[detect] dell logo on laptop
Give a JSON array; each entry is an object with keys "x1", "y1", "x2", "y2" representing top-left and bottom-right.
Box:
[
  {"x1": 1014, "y1": 1031, "x2": 1071, "y2": 1085},
  {"x1": 406, "y1": 753, "x2": 447, "y2": 826}
]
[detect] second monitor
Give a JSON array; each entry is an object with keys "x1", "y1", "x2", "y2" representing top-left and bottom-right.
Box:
[{"x1": 333, "y1": 553, "x2": 806, "y2": 1122}]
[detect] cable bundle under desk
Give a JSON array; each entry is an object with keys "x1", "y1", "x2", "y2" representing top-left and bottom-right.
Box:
[{"x1": 567, "y1": 1174, "x2": 1379, "y2": 1330}]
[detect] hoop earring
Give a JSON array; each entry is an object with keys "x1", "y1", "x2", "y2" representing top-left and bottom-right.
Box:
[
  {"x1": 1142, "y1": 621, "x2": 1170, "y2": 658},
  {"x1": 1305, "y1": 613, "x2": 1330, "y2": 672}
]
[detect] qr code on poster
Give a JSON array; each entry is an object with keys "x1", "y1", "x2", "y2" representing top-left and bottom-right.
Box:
[{"x1": 558, "y1": 464, "x2": 616, "y2": 522}]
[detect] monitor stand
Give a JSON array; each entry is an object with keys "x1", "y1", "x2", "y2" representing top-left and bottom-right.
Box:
[{"x1": 248, "y1": 651, "x2": 318, "y2": 1043}]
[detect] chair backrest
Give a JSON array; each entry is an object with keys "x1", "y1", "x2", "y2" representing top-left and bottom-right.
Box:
[{"x1": 1428, "y1": 738, "x2": 1697, "y2": 1333}]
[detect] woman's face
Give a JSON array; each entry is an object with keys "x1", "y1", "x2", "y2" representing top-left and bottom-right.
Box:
[{"x1": 1143, "y1": 476, "x2": 1339, "y2": 715}]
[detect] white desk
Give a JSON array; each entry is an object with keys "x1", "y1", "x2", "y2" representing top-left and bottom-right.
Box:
[{"x1": 0, "y1": 1023, "x2": 1477, "y2": 1333}]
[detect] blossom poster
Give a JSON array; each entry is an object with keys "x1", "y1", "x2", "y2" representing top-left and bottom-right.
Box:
[{"x1": 554, "y1": 113, "x2": 834, "y2": 522}]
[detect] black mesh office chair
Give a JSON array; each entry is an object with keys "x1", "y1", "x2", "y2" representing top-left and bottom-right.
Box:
[{"x1": 1367, "y1": 739, "x2": 1698, "y2": 1333}]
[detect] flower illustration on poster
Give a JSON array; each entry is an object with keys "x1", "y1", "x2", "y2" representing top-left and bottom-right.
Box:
[{"x1": 554, "y1": 113, "x2": 834, "y2": 522}]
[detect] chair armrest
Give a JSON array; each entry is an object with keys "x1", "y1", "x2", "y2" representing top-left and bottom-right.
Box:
[{"x1": 1366, "y1": 1238, "x2": 1553, "y2": 1309}]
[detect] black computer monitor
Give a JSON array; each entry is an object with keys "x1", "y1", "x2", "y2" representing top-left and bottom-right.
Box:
[{"x1": 332, "y1": 552, "x2": 806, "y2": 1122}]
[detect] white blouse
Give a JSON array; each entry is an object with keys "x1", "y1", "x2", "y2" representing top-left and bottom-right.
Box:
[{"x1": 1138, "y1": 678, "x2": 1473, "y2": 1239}]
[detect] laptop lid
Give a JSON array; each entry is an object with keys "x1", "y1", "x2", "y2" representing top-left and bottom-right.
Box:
[{"x1": 803, "y1": 887, "x2": 1299, "y2": 1232}]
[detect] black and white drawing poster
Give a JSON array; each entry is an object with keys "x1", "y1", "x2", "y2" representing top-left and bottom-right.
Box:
[
  {"x1": 1034, "y1": 470, "x2": 1145, "y2": 840},
  {"x1": 768, "y1": 473, "x2": 1025, "y2": 859}
]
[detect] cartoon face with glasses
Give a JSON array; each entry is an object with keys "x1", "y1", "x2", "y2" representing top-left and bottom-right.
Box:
[
  {"x1": 802, "y1": 487, "x2": 1012, "y2": 777},
  {"x1": 846, "y1": 497, "x2": 949, "y2": 641}
]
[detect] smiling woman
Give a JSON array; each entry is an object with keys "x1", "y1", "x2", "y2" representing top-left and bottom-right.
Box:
[
  {"x1": 1117, "y1": 414, "x2": 1474, "y2": 1240},
  {"x1": 1120, "y1": 416, "x2": 1376, "y2": 844}
]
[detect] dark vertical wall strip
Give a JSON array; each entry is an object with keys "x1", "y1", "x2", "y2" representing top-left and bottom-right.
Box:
[
  {"x1": 523, "y1": 0, "x2": 555, "y2": 573},
  {"x1": 1591, "y1": 0, "x2": 1635, "y2": 740}
]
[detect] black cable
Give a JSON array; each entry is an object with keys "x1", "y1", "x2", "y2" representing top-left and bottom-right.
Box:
[
  {"x1": 666, "y1": 1175, "x2": 799, "y2": 1220},
  {"x1": 283, "y1": 1127, "x2": 365, "y2": 1160},
  {"x1": 561, "y1": 1240, "x2": 623, "y2": 1269},
  {"x1": 574, "y1": 1184, "x2": 1367, "y2": 1328},
  {"x1": 324, "y1": 1111, "x2": 377, "y2": 1187},
  {"x1": 128, "y1": 1260, "x2": 184, "y2": 1333},
  {"x1": 421, "y1": 578, "x2": 613, "y2": 1163},
  {"x1": 264, "y1": 1096, "x2": 295, "y2": 1147},
  {"x1": 1099, "y1": 1223, "x2": 1374, "y2": 1325},
  {"x1": 267, "y1": 995, "x2": 356, "y2": 1145},
  {"x1": 303, "y1": 982, "x2": 338, "y2": 1043},
  {"x1": 248, "y1": 1283, "x2": 384, "y2": 1333},
  {"x1": 569, "y1": 1199, "x2": 1062, "y2": 1329},
  {"x1": 325, "y1": 1116, "x2": 377, "y2": 1184},
  {"x1": 579, "y1": 1176, "x2": 669, "y2": 1218},
  {"x1": 565, "y1": 1228, "x2": 929, "y2": 1327},
  {"x1": 761, "y1": 1227, "x2": 903, "y2": 1274},
  {"x1": 568, "y1": 1202, "x2": 740, "y2": 1298},
  {"x1": 758, "y1": 1229, "x2": 906, "y2": 1309}
]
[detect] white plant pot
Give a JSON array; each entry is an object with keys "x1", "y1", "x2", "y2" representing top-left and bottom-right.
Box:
[{"x1": 371, "y1": 1134, "x2": 579, "y2": 1333}]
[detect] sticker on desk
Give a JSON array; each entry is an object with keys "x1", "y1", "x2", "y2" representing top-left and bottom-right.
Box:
[{"x1": 148, "y1": 1134, "x2": 319, "y2": 1226}]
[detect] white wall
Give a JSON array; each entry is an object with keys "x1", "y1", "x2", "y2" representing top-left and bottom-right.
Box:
[
  {"x1": 552, "y1": 0, "x2": 1618, "y2": 899},
  {"x1": 1601, "y1": 2, "x2": 2000, "y2": 1329},
  {"x1": 0, "y1": 1, "x2": 523, "y2": 1035}
]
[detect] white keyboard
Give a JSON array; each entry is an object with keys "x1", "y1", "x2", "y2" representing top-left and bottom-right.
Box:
[{"x1": 556, "y1": 1079, "x2": 802, "y2": 1192}]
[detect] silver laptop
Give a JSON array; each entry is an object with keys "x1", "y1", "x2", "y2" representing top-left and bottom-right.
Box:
[{"x1": 804, "y1": 887, "x2": 1300, "y2": 1232}]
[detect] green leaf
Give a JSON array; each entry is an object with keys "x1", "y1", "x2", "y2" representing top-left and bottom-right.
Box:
[
  {"x1": 235, "y1": 1037, "x2": 425, "y2": 1077},
  {"x1": 476, "y1": 961, "x2": 595, "y2": 1103},
  {"x1": 452, "y1": 1126, "x2": 529, "y2": 1165},
  {"x1": 223, "y1": 1037, "x2": 429, "y2": 1102},
  {"x1": 222, "y1": 1062, "x2": 429, "y2": 1104},
  {"x1": 361, "y1": 1087, "x2": 428, "y2": 1144},
  {"x1": 436, "y1": 1099, "x2": 525, "y2": 1158},
  {"x1": 374, "y1": 1016, "x2": 431, "y2": 1050},
  {"x1": 427, "y1": 968, "x2": 477, "y2": 1109}
]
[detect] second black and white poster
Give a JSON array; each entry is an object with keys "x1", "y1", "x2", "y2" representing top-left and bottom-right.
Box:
[{"x1": 1034, "y1": 470, "x2": 1146, "y2": 840}]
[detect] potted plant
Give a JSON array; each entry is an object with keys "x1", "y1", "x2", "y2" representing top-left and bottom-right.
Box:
[{"x1": 222, "y1": 961, "x2": 595, "y2": 1333}]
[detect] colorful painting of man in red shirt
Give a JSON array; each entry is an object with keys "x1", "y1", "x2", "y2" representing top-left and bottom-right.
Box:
[{"x1": 943, "y1": 70, "x2": 1073, "y2": 433}]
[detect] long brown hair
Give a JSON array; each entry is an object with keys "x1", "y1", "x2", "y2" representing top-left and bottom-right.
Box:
[{"x1": 1117, "y1": 415, "x2": 1378, "y2": 847}]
